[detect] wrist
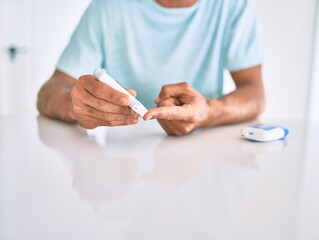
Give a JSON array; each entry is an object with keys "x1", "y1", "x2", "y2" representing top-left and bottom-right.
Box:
[
  {"x1": 199, "y1": 98, "x2": 224, "y2": 128},
  {"x1": 48, "y1": 88, "x2": 76, "y2": 123},
  {"x1": 63, "y1": 89, "x2": 76, "y2": 122}
]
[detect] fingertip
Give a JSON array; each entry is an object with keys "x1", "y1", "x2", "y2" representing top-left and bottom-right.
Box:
[
  {"x1": 143, "y1": 111, "x2": 154, "y2": 121},
  {"x1": 143, "y1": 115, "x2": 151, "y2": 121},
  {"x1": 127, "y1": 89, "x2": 137, "y2": 98},
  {"x1": 133, "y1": 117, "x2": 139, "y2": 124}
]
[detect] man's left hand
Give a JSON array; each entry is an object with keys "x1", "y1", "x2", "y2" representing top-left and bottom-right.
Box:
[{"x1": 144, "y1": 82, "x2": 212, "y2": 136}]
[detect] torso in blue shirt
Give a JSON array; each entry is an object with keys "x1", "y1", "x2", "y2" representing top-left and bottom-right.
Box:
[{"x1": 57, "y1": 0, "x2": 265, "y2": 108}]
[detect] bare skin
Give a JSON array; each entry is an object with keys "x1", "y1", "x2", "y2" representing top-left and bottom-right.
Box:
[
  {"x1": 155, "y1": 0, "x2": 198, "y2": 8},
  {"x1": 143, "y1": 65, "x2": 265, "y2": 136}
]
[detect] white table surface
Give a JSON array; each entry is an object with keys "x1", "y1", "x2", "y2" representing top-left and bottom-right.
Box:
[{"x1": 0, "y1": 115, "x2": 318, "y2": 240}]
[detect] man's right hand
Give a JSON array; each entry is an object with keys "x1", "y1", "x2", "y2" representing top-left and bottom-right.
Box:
[
  {"x1": 37, "y1": 71, "x2": 139, "y2": 129},
  {"x1": 70, "y1": 75, "x2": 139, "y2": 129}
]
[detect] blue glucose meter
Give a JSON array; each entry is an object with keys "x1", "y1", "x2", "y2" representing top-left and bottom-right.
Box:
[{"x1": 241, "y1": 124, "x2": 289, "y2": 142}]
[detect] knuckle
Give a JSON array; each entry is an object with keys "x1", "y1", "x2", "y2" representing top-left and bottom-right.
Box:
[
  {"x1": 161, "y1": 85, "x2": 167, "y2": 92},
  {"x1": 164, "y1": 98, "x2": 176, "y2": 107},
  {"x1": 158, "y1": 102, "x2": 165, "y2": 107},
  {"x1": 78, "y1": 75, "x2": 91, "y2": 82},
  {"x1": 181, "y1": 82, "x2": 192, "y2": 90},
  {"x1": 78, "y1": 75, "x2": 92, "y2": 87},
  {"x1": 185, "y1": 125, "x2": 194, "y2": 133},
  {"x1": 160, "y1": 85, "x2": 170, "y2": 95},
  {"x1": 167, "y1": 112, "x2": 174, "y2": 120},
  {"x1": 131, "y1": 117, "x2": 139, "y2": 124},
  {"x1": 190, "y1": 114, "x2": 199, "y2": 123},
  {"x1": 180, "y1": 125, "x2": 193, "y2": 134},
  {"x1": 77, "y1": 75, "x2": 86, "y2": 83},
  {"x1": 158, "y1": 100, "x2": 169, "y2": 107},
  {"x1": 72, "y1": 105, "x2": 82, "y2": 114},
  {"x1": 77, "y1": 115, "x2": 98, "y2": 129}
]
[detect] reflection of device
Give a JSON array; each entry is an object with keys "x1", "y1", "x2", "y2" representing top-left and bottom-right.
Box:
[
  {"x1": 93, "y1": 68, "x2": 148, "y2": 117},
  {"x1": 241, "y1": 124, "x2": 289, "y2": 142},
  {"x1": 240, "y1": 138, "x2": 287, "y2": 154}
]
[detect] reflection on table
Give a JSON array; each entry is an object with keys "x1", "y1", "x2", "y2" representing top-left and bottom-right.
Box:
[{"x1": 1, "y1": 115, "x2": 317, "y2": 240}]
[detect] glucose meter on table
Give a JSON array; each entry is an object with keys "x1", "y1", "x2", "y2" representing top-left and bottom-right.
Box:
[{"x1": 241, "y1": 124, "x2": 289, "y2": 142}]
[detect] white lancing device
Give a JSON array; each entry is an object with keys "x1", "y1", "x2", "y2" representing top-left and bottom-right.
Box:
[{"x1": 93, "y1": 68, "x2": 148, "y2": 117}]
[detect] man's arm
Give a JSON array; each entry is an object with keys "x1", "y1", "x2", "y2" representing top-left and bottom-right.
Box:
[
  {"x1": 37, "y1": 70, "x2": 76, "y2": 122},
  {"x1": 37, "y1": 70, "x2": 139, "y2": 129},
  {"x1": 208, "y1": 65, "x2": 265, "y2": 126},
  {"x1": 144, "y1": 65, "x2": 265, "y2": 136}
]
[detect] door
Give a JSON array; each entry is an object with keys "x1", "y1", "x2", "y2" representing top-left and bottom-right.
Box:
[
  {"x1": 0, "y1": 0, "x2": 91, "y2": 115},
  {"x1": 0, "y1": 0, "x2": 34, "y2": 114}
]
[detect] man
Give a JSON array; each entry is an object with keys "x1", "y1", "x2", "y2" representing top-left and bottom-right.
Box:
[{"x1": 37, "y1": 0, "x2": 265, "y2": 136}]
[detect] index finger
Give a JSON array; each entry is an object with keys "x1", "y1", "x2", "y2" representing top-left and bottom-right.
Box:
[
  {"x1": 81, "y1": 75, "x2": 131, "y2": 106},
  {"x1": 144, "y1": 106, "x2": 192, "y2": 122}
]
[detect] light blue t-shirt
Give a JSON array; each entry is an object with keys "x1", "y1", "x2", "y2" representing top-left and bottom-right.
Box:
[{"x1": 57, "y1": 0, "x2": 265, "y2": 108}]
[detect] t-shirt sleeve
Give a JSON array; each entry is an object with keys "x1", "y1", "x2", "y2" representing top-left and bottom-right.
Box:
[
  {"x1": 224, "y1": 0, "x2": 265, "y2": 72},
  {"x1": 56, "y1": 0, "x2": 104, "y2": 79}
]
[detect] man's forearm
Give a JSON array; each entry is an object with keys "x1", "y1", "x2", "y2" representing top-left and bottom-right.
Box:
[
  {"x1": 37, "y1": 75, "x2": 76, "y2": 123},
  {"x1": 203, "y1": 84, "x2": 265, "y2": 127}
]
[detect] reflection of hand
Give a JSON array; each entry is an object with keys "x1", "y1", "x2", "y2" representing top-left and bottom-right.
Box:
[
  {"x1": 144, "y1": 83, "x2": 211, "y2": 136},
  {"x1": 73, "y1": 155, "x2": 137, "y2": 206},
  {"x1": 144, "y1": 134, "x2": 208, "y2": 186},
  {"x1": 37, "y1": 116, "x2": 138, "y2": 206},
  {"x1": 143, "y1": 123, "x2": 280, "y2": 186}
]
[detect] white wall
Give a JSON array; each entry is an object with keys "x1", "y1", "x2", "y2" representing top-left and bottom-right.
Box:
[
  {"x1": 33, "y1": 0, "x2": 92, "y2": 93},
  {"x1": 256, "y1": 0, "x2": 318, "y2": 120},
  {"x1": 308, "y1": 1, "x2": 319, "y2": 121}
]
